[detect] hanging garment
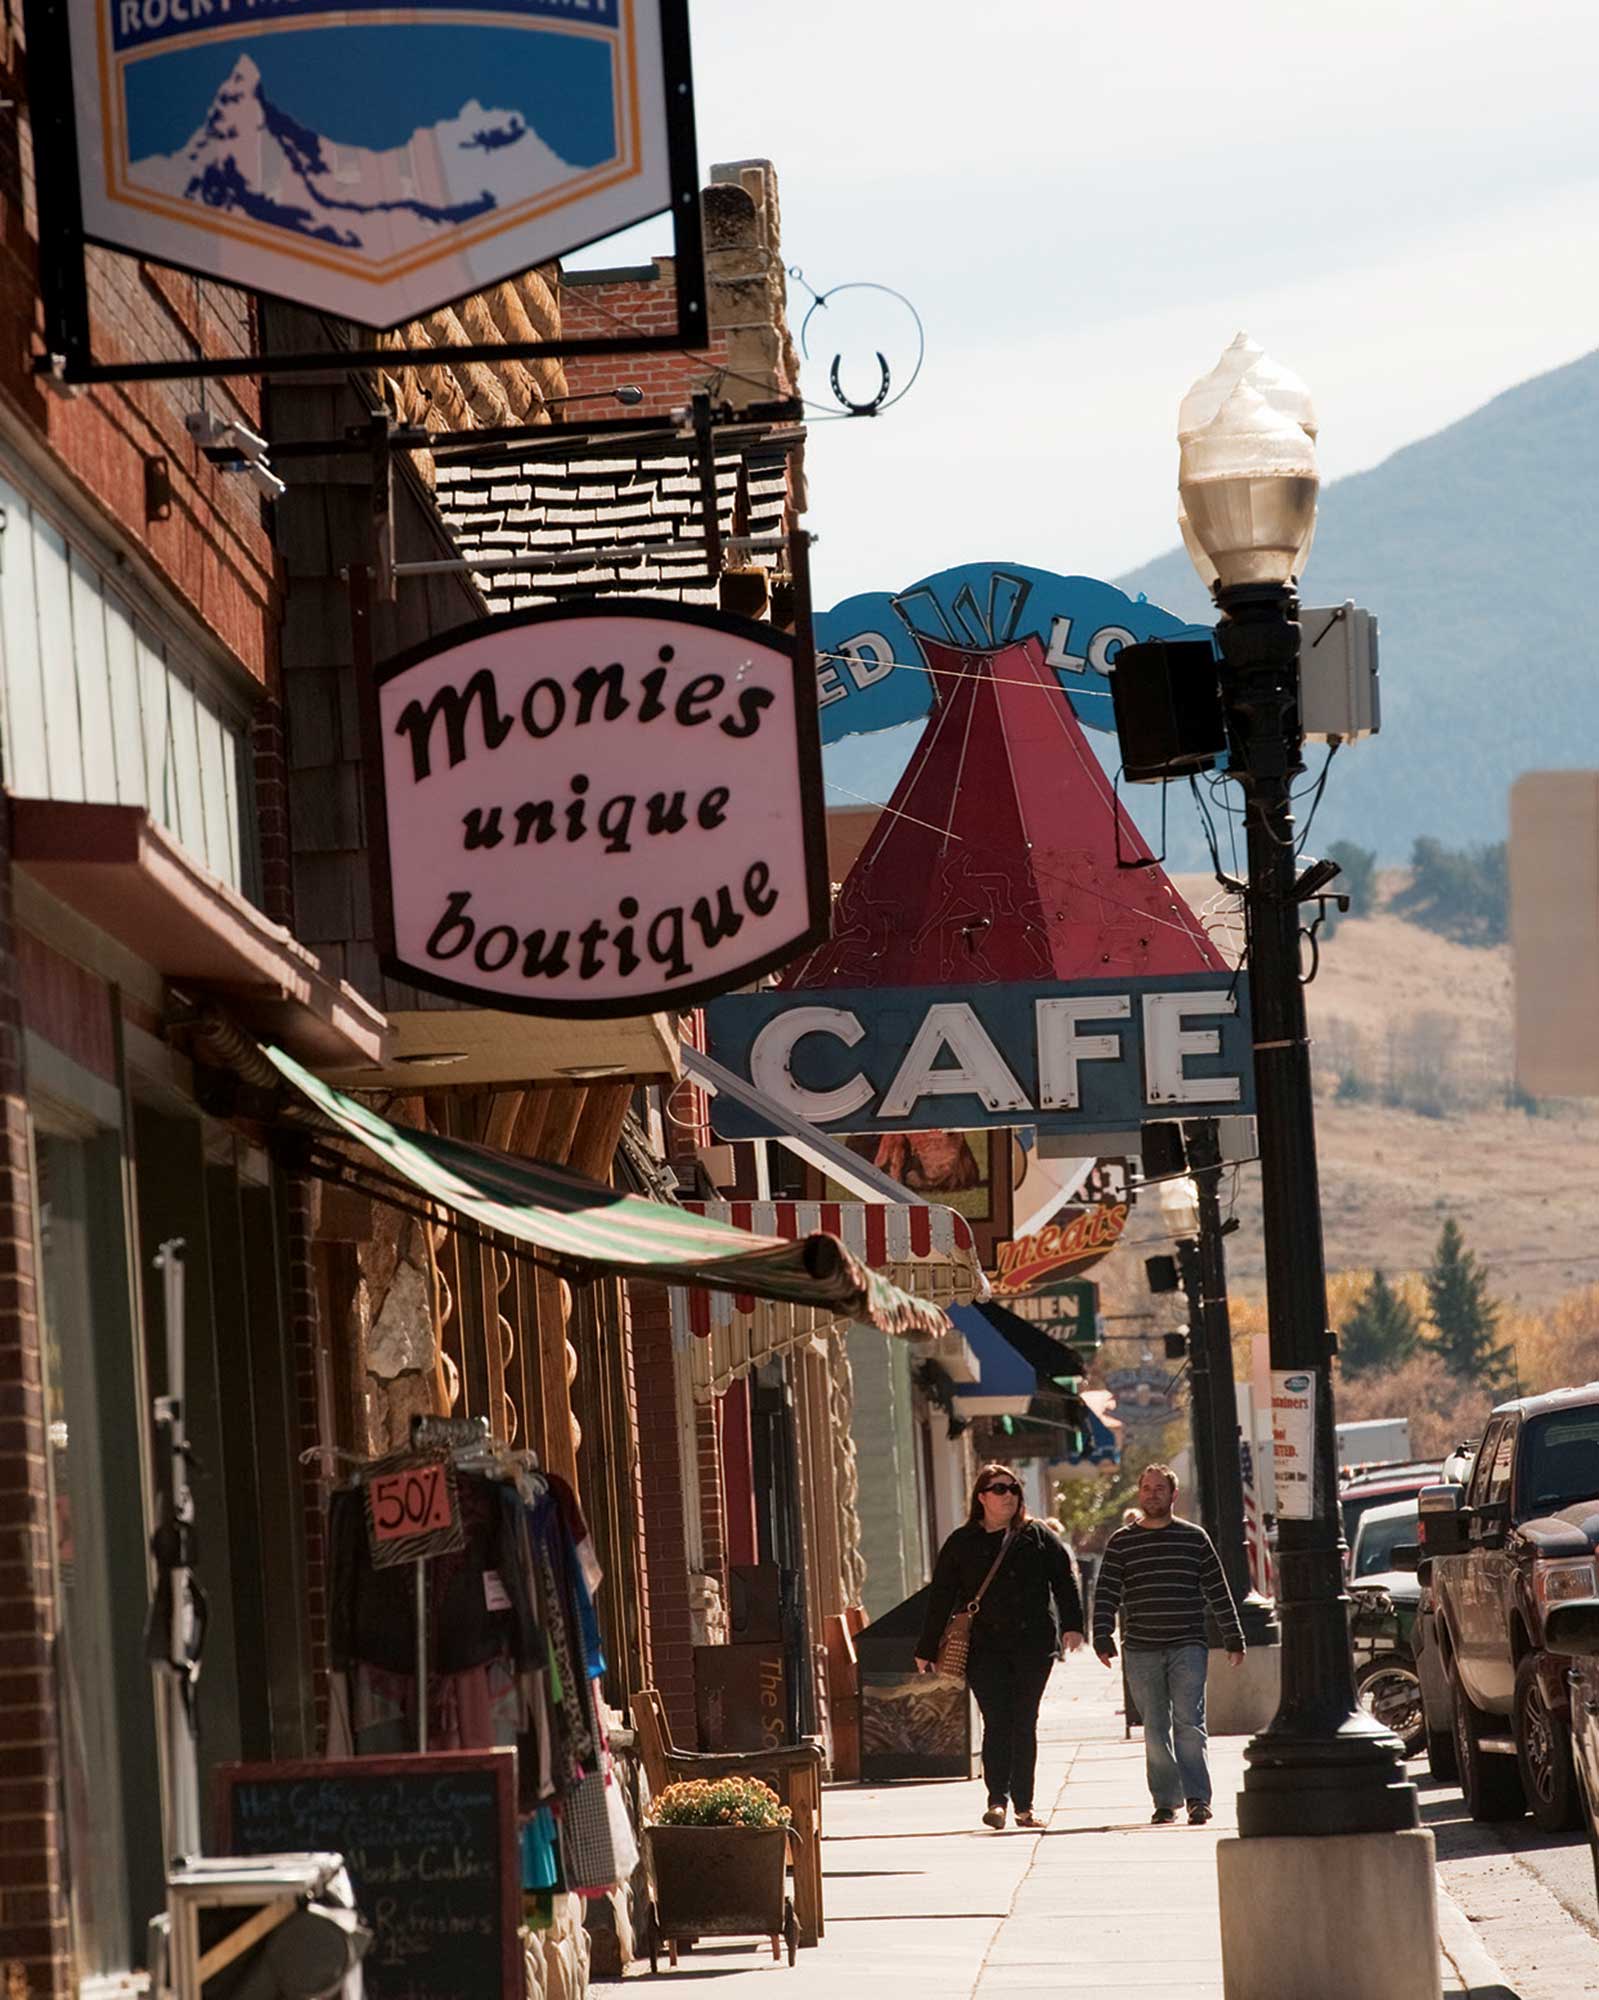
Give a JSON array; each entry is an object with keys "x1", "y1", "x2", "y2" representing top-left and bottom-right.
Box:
[
  {"x1": 521, "y1": 1810, "x2": 561, "y2": 1893},
  {"x1": 547, "y1": 1473, "x2": 604, "y2": 1601},
  {"x1": 558, "y1": 1767, "x2": 617, "y2": 1893},
  {"x1": 327, "y1": 1477, "x2": 541, "y2": 1677},
  {"x1": 526, "y1": 1492, "x2": 593, "y2": 1772},
  {"x1": 604, "y1": 1765, "x2": 639, "y2": 1883},
  {"x1": 337, "y1": 1658, "x2": 526, "y2": 1755},
  {"x1": 568, "y1": 1552, "x2": 606, "y2": 1681},
  {"x1": 520, "y1": 1666, "x2": 555, "y2": 1802}
]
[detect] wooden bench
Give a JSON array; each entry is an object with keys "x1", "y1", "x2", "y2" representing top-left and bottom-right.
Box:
[{"x1": 630, "y1": 1685, "x2": 825, "y2": 1948}]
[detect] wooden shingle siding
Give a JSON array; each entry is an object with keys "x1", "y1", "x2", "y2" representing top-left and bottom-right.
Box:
[{"x1": 431, "y1": 431, "x2": 797, "y2": 614}]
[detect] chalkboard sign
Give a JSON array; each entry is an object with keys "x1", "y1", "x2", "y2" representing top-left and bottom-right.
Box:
[{"x1": 218, "y1": 1753, "x2": 519, "y2": 2000}]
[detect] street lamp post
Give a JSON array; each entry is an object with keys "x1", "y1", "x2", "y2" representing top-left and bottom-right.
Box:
[{"x1": 1178, "y1": 351, "x2": 1417, "y2": 1839}]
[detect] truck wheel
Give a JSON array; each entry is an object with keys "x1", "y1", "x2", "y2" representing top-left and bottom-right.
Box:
[
  {"x1": 1452, "y1": 1665, "x2": 1525, "y2": 1821},
  {"x1": 1424, "y1": 1650, "x2": 1459, "y2": 1781},
  {"x1": 1515, "y1": 1654, "x2": 1581, "y2": 1833}
]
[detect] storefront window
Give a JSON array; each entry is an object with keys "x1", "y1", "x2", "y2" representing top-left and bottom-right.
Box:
[{"x1": 37, "y1": 1119, "x2": 160, "y2": 1979}]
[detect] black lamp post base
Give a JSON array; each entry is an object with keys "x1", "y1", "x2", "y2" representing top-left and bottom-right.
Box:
[{"x1": 1238, "y1": 1721, "x2": 1420, "y2": 1838}]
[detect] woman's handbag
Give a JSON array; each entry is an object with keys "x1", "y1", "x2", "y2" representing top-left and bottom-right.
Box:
[{"x1": 934, "y1": 1530, "x2": 1016, "y2": 1680}]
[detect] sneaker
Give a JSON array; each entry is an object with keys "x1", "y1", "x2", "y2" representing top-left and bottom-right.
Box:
[
  {"x1": 1151, "y1": 1807, "x2": 1178, "y2": 1826},
  {"x1": 1187, "y1": 1802, "x2": 1213, "y2": 1826},
  {"x1": 982, "y1": 1804, "x2": 1007, "y2": 1829}
]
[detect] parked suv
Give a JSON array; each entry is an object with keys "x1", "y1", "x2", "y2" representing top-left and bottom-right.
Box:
[
  {"x1": 1420, "y1": 1388, "x2": 1599, "y2": 1828},
  {"x1": 1544, "y1": 1598, "x2": 1599, "y2": 1913},
  {"x1": 1413, "y1": 1441, "x2": 1475, "y2": 1781},
  {"x1": 1341, "y1": 1461, "x2": 1441, "y2": 1551}
]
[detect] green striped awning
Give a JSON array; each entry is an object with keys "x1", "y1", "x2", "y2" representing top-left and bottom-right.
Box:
[{"x1": 264, "y1": 1045, "x2": 950, "y2": 1342}]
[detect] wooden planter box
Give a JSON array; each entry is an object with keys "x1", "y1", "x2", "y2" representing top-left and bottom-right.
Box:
[
  {"x1": 859, "y1": 1670, "x2": 977, "y2": 1782},
  {"x1": 644, "y1": 1823, "x2": 796, "y2": 1970}
]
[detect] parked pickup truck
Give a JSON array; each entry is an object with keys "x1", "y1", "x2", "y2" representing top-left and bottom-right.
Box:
[{"x1": 1419, "y1": 1385, "x2": 1599, "y2": 1829}]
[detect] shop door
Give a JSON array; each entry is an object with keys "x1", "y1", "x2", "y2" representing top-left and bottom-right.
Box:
[
  {"x1": 133, "y1": 1106, "x2": 315, "y2": 1844},
  {"x1": 749, "y1": 1363, "x2": 812, "y2": 1738}
]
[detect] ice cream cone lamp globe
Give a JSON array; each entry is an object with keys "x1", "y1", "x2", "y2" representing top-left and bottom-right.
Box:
[{"x1": 1178, "y1": 380, "x2": 1318, "y2": 592}]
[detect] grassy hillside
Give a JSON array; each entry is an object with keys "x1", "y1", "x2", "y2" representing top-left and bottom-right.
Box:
[
  {"x1": 1165, "y1": 872, "x2": 1599, "y2": 1310},
  {"x1": 1118, "y1": 348, "x2": 1599, "y2": 860}
]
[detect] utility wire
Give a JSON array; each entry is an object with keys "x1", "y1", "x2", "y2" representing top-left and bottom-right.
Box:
[
  {"x1": 817, "y1": 645, "x2": 1116, "y2": 699},
  {"x1": 816, "y1": 778, "x2": 1224, "y2": 951},
  {"x1": 556, "y1": 281, "x2": 890, "y2": 426},
  {"x1": 1295, "y1": 743, "x2": 1340, "y2": 854}
]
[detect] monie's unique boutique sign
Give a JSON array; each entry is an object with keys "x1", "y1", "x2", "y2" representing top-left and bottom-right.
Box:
[
  {"x1": 704, "y1": 976, "x2": 1253, "y2": 1141},
  {"x1": 66, "y1": 0, "x2": 690, "y2": 325},
  {"x1": 369, "y1": 602, "x2": 828, "y2": 1017}
]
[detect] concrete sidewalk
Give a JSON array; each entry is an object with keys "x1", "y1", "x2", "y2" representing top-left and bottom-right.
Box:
[{"x1": 616, "y1": 1652, "x2": 1512, "y2": 1995}]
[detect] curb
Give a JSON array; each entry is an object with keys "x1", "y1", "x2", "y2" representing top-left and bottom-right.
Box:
[{"x1": 1436, "y1": 1882, "x2": 1521, "y2": 1999}]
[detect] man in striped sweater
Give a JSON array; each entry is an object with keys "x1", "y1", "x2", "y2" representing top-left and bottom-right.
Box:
[{"x1": 1092, "y1": 1462, "x2": 1244, "y2": 1826}]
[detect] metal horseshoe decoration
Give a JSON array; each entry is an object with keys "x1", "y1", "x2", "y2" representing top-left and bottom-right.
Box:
[
  {"x1": 791, "y1": 270, "x2": 926, "y2": 419},
  {"x1": 830, "y1": 350, "x2": 892, "y2": 417}
]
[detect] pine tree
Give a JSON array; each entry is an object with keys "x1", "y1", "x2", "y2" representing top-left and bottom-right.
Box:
[
  {"x1": 1426, "y1": 1218, "x2": 1514, "y2": 1385},
  {"x1": 1323, "y1": 841, "x2": 1378, "y2": 938},
  {"x1": 1338, "y1": 1270, "x2": 1420, "y2": 1376}
]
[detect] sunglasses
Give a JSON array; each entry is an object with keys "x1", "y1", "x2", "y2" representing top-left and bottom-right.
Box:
[{"x1": 980, "y1": 1482, "x2": 1022, "y2": 1498}]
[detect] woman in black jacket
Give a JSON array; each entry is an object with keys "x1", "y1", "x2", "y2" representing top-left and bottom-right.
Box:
[{"x1": 914, "y1": 1463, "x2": 1084, "y2": 1829}]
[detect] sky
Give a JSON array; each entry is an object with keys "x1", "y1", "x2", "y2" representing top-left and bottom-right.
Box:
[{"x1": 570, "y1": 0, "x2": 1599, "y2": 614}]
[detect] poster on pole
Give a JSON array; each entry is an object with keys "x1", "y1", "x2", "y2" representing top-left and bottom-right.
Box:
[
  {"x1": 1271, "y1": 1368, "x2": 1316, "y2": 1521},
  {"x1": 66, "y1": 0, "x2": 694, "y2": 326}
]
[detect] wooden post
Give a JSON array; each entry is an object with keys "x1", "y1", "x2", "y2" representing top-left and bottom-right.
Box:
[{"x1": 532, "y1": 1261, "x2": 580, "y2": 1491}]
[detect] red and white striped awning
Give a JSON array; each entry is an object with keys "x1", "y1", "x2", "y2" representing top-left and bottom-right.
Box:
[{"x1": 669, "y1": 1200, "x2": 983, "y2": 1399}]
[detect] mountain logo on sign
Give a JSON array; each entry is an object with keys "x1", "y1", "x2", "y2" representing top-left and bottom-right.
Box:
[{"x1": 131, "y1": 54, "x2": 573, "y2": 252}]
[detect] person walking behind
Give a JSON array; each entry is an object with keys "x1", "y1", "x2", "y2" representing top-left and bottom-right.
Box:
[
  {"x1": 1092, "y1": 1463, "x2": 1244, "y2": 1827},
  {"x1": 914, "y1": 1464, "x2": 1085, "y2": 1830}
]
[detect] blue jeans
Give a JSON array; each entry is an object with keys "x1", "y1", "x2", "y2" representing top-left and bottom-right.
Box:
[{"x1": 1124, "y1": 1644, "x2": 1211, "y2": 1808}]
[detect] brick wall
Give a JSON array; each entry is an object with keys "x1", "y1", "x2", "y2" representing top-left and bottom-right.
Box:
[
  {"x1": 627, "y1": 1280, "x2": 696, "y2": 1743},
  {"x1": 561, "y1": 163, "x2": 799, "y2": 434},
  {"x1": 0, "y1": 15, "x2": 275, "y2": 688},
  {"x1": 0, "y1": 796, "x2": 69, "y2": 2000},
  {"x1": 560, "y1": 262, "x2": 732, "y2": 420},
  {"x1": 252, "y1": 701, "x2": 294, "y2": 929},
  {"x1": 694, "y1": 1399, "x2": 727, "y2": 1617}
]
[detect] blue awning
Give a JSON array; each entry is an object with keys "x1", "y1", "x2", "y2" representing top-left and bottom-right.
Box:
[
  {"x1": 947, "y1": 1301, "x2": 1040, "y2": 1405},
  {"x1": 948, "y1": 1300, "x2": 1121, "y2": 1466}
]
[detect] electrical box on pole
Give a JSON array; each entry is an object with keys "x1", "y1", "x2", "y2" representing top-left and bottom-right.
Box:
[{"x1": 1298, "y1": 603, "x2": 1380, "y2": 742}]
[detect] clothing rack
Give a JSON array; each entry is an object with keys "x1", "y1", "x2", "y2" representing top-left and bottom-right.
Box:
[
  {"x1": 321, "y1": 1418, "x2": 542, "y2": 1752},
  {"x1": 316, "y1": 1427, "x2": 623, "y2": 1915}
]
